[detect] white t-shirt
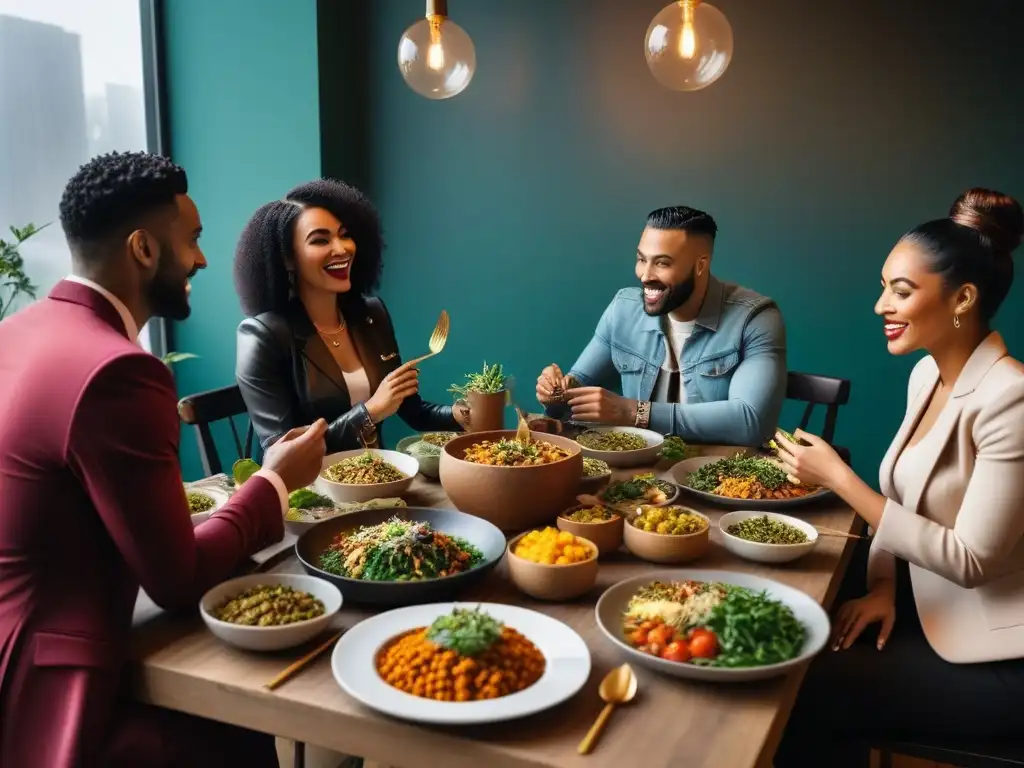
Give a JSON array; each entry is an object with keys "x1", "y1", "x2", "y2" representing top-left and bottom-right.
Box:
[{"x1": 652, "y1": 316, "x2": 696, "y2": 403}]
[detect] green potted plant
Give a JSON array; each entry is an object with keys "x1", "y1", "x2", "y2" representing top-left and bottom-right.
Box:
[
  {"x1": 449, "y1": 361, "x2": 509, "y2": 432},
  {"x1": 0, "y1": 223, "x2": 46, "y2": 321}
]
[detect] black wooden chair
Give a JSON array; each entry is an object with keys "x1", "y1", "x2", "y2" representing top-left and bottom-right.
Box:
[
  {"x1": 177, "y1": 386, "x2": 308, "y2": 767},
  {"x1": 176, "y1": 384, "x2": 255, "y2": 479},
  {"x1": 876, "y1": 740, "x2": 1024, "y2": 767},
  {"x1": 785, "y1": 371, "x2": 852, "y2": 464}
]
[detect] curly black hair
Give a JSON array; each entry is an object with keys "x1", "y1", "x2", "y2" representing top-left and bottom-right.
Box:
[
  {"x1": 234, "y1": 179, "x2": 384, "y2": 317},
  {"x1": 646, "y1": 205, "x2": 718, "y2": 240},
  {"x1": 59, "y1": 151, "x2": 188, "y2": 249}
]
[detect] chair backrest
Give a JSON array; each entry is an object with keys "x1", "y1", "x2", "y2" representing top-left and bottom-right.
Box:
[
  {"x1": 177, "y1": 384, "x2": 254, "y2": 477},
  {"x1": 785, "y1": 371, "x2": 851, "y2": 445}
]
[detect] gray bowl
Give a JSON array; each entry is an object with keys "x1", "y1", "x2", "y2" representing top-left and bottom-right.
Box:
[
  {"x1": 294, "y1": 506, "x2": 506, "y2": 606},
  {"x1": 670, "y1": 456, "x2": 835, "y2": 510},
  {"x1": 395, "y1": 433, "x2": 454, "y2": 479}
]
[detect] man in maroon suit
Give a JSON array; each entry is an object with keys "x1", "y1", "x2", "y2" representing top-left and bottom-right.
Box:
[{"x1": 0, "y1": 151, "x2": 327, "y2": 767}]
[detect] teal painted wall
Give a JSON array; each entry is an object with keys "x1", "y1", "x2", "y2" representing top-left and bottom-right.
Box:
[
  {"x1": 162, "y1": 0, "x2": 322, "y2": 479},
  {"x1": 357, "y1": 0, "x2": 1024, "y2": 481}
]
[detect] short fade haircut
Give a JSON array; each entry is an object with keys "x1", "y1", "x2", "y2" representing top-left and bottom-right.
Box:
[
  {"x1": 646, "y1": 205, "x2": 718, "y2": 240},
  {"x1": 234, "y1": 178, "x2": 384, "y2": 318},
  {"x1": 59, "y1": 151, "x2": 188, "y2": 245}
]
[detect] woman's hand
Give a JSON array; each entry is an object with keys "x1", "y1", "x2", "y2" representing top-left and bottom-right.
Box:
[
  {"x1": 773, "y1": 428, "x2": 848, "y2": 489},
  {"x1": 831, "y1": 583, "x2": 896, "y2": 651},
  {"x1": 365, "y1": 361, "x2": 419, "y2": 423},
  {"x1": 453, "y1": 402, "x2": 471, "y2": 430}
]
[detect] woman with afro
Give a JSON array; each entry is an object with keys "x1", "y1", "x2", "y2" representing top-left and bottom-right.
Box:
[{"x1": 234, "y1": 179, "x2": 468, "y2": 453}]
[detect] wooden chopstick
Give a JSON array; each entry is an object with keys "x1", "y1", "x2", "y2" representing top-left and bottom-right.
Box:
[
  {"x1": 263, "y1": 629, "x2": 344, "y2": 691},
  {"x1": 815, "y1": 527, "x2": 868, "y2": 541}
]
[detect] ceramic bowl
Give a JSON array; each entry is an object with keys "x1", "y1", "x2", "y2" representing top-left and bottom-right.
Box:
[
  {"x1": 186, "y1": 485, "x2": 230, "y2": 527},
  {"x1": 283, "y1": 497, "x2": 408, "y2": 538},
  {"x1": 598, "y1": 476, "x2": 679, "y2": 508},
  {"x1": 594, "y1": 569, "x2": 831, "y2": 683},
  {"x1": 506, "y1": 530, "x2": 599, "y2": 601},
  {"x1": 314, "y1": 449, "x2": 418, "y2": 504},
  {"x1": 557, "y1": 505, "x2": 624, "y2": 556},
  {"x1": 200, "y1": 573, "x2": 342, "y2": 652},
  {"x1": 295, "y1": 506, "x2": 506, "y2": 606},
  {"x1": 439, "y1": 430, "x2": 583, "y2": 531},
  {"x1": 395, "y1": 433, "x2": 459, "y2": 480},
  {"x1": 718, "y1": 511, "x2": 819, "y2": 564},
  {"x1": 574, "y1": 427, "x2": 664, "y2": 468},
  {"x1": 622, "y1": 506, "x2": 711, "y2": 564}
]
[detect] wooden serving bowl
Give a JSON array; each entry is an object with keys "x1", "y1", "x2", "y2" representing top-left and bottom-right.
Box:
[
  {"x1": 622, "y1": 507, "x2": 711, "y2": 564},
  {"x1": 439, "y1": 430, "x2": 584, "y2": 532},
  {"x1": 557, "y1": 505, "x2": 624, "y2": 556},
  {"x1": 506, "y1": 531, "x2": 599, "y2": 601}
]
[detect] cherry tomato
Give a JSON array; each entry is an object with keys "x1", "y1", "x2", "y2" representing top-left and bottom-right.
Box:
[
  {"x1": 688, "y1": 629, "x2": 719, "y2": 659},
  {"x1": 648, "y1": 625, "x2": 675, "y2": 646},
  {"x1": 661, "y1": 641, "x2": 691, "y2": 663}
]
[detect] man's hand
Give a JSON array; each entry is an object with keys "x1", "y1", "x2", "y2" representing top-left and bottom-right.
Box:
[
  {"x1": 536, "y1": 363, "x2": 571, "y2": 406},
  {"x1": 262, "y1": 419, "x2": 328, "y2": 491},
  {"x1": 566, "y1": 387, "x2": 637, "y2": 425}
]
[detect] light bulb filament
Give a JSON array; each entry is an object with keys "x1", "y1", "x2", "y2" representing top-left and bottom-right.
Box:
[
  {"x1": 679, "y1": 0, "x2": 696, "y2": 59},
  {"x1": 427, "y1": 16, "x2": 445, "y2": 71}
]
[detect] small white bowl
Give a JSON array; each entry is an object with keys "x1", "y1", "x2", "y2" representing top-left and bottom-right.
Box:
[
  {"x1": 718, "y1": 511, "x2": 818, "y2": 564},
  {"x1": 200, "y1": 573, "x2": 342, "y2": 652},
  {"x1": 314, "y1": 449, "x2": 418, "y2": 504},
  {"x1": 186, "y1": 486, "x2": 230, "y2": 527},
  {"x1": 574, "y1": 427, "x2": 664, "y2": 468}
]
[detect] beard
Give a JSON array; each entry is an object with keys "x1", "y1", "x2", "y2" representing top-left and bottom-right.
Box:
[
  {"x1": 643, "y1": 266, "x2": 696, "y2": 316},
  {"x1": 146, "y1": 238, "x2": 193, "y2": 321}
]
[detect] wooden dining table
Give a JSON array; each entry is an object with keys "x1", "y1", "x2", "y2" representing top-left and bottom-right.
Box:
[{"x1": 132, "y1": 452, "x2": 862, "y2": 768}]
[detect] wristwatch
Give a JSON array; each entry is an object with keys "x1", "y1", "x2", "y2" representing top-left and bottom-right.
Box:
[{"x1": 634, "y1": 400, "x2": 651, "y2": 429}]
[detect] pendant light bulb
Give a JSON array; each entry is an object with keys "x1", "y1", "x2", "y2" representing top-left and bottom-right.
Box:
[
  {"x1": 679, "y1": 1, "x2": 696, "y2": 58},
  {"x1": 398, "y1": 0, "x2": 476, "y2": 100},
  {"x1": 645, "y1": 0, "x2": 734, "y2": 92}
]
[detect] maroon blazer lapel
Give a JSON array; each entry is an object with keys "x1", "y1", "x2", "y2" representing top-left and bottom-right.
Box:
[{"x1": 48, "y1": 280, "x2": 131, "y2": 340}]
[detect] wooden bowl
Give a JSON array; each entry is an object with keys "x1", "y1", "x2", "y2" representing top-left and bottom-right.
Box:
[
  {"x1": 439, "y1": 430, "x2": 584, "y2": 532},
  {"x1": 506, "y1": 531, "x2": 599, "y2": 601},
  {"x1": 622, "y1": 507, "x2": 711, "y2": 564},
  {"x1": 557, "y1": 505, "x2": 624, "y2": 556}
]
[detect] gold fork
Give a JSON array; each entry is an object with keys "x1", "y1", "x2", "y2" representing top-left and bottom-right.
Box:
[{"x1": 407, "y1": 310, "x2": 449, "y2": 366}]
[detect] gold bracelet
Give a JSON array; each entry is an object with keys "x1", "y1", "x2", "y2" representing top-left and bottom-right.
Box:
[{"x1": 634, "y1": 400, "x2": 651, "y2": 429}]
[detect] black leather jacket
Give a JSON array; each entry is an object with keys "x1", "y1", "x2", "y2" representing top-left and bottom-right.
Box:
[{"x1": 236, "y1": 296, "x2": 457, "y2": 453}]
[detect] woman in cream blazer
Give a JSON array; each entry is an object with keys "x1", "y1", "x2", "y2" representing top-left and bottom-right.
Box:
[{"x1": 773, "y1": 188, "x2": 1024, "y2": 768}]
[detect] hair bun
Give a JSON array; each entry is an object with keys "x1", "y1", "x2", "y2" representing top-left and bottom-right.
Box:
[{"x1": 949, "y1": 187, "x2": 1024, "y2": 258}]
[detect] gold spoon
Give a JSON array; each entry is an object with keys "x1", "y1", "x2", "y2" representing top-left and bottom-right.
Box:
[{"x1": 578, "y1": 663, "x2": 638, "y2": 754}]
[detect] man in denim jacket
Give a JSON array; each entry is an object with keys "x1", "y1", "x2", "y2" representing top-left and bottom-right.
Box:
[{"x1": 537, "y1": 206, "x2": 786, "y2": 447}]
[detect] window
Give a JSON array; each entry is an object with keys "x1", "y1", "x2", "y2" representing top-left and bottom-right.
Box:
[{"x1": 0, "y1": 0, "x2": 163, "y2": 352}]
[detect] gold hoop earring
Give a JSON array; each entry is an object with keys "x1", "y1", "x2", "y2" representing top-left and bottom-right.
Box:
[{"x1": 953, "y1": 315, "x2": 961, "y2": 329}]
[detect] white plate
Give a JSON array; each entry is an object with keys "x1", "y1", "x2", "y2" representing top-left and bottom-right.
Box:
[
  {"x1": 332, "y1": 602, "x2": 591, "y2": 725},
  {"x1": 185, "y1": 485, "x2": 230, "y2": 527},
  {"x1": 595, "y1": 569, "x2": 830, "y2": 683},
  {"x1": 718, "y1": 511, "x2": 819, "y2": 564},
  {"x1": 574, "y1": 426, "x2": 664, "y2": 468},
  {"x1": 315, "y1": 449, "x2": 419, "y2": 504},
  {"x1": 200, "y1": 573, "x2": 342, "y2": 652}
]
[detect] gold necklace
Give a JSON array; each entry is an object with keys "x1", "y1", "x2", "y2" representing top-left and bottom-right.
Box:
[{"x1": 314, "y1": 318, "x2": 347, "y2": 348}]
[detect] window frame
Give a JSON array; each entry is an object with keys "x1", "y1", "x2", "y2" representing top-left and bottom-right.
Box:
[{"x1": 138, "y1": 0, "x2": 169, "y2": 357}]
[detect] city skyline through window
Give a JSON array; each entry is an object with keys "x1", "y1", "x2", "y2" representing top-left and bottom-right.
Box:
[{"x1": 0, "y1": 0, "x2": 155, "y2": 349}]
